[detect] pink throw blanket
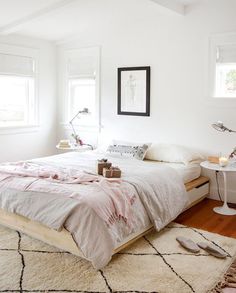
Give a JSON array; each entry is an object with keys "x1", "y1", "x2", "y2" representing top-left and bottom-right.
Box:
[
  {"x1": 71, "y1": 178, "x2": 136, "y2": 226},
  {"x1": 0, "y1": 162, "x2": 136, "y2": 227},
  {"x1": 0, "y1": 161, "x2": 99, "y2": 183}
]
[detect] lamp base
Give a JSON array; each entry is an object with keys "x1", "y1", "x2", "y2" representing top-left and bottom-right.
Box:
[{"x1": 213, "y1": 206, "x2": 236, "y2": 215}]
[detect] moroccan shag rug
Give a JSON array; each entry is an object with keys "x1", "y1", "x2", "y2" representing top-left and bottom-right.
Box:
[{"x1": 0, "y1": 223, "x2": 236, "y2": 293}]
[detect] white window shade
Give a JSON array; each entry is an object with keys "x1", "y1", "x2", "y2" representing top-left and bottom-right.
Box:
[
  {"x1": 217, "y1": 44, "x2": 236, "y2": 63},
  {"x1": 0, "y1": 53, "x2": 35, "y2": 77},
  {"x1": 67, "y1": 56, "x2": 96, "y2": 78}
]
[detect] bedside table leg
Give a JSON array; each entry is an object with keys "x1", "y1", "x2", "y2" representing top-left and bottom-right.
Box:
[{"x1": 213, "y1": 171, "x2": 236, "y2": 215}]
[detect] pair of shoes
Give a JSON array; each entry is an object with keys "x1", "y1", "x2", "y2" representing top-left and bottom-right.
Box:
[{"x1": 176, "y1": 236, "x2": 227, "y2": 258}]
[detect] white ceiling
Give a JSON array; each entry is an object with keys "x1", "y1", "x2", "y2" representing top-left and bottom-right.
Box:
[
  {"x1": 0, "y1": 0, "x2": 62, "y2": 27},
  {"x1": 0, "y1": 0, "x2": 200, "y2": 43},
  {"x1": 177, "y1": 0, "x2": 197, "y2": 4}
]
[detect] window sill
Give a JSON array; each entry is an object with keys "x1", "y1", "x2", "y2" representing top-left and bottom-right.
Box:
[{"x1": 0, "y1": 125, "x2": 40, "y2": 135}]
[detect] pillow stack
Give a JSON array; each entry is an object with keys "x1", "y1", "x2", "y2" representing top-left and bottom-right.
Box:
[{"x1": 105, "y1": 140, "x2": 203, "y2": 165}]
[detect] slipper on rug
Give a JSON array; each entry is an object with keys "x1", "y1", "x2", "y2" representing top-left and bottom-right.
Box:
[
  {"x1": 176, "y1": 236, "x2": 200, "y2": 253},
  {"x1": 198, "y1": 241, "x2": 227, "y2": 258}
]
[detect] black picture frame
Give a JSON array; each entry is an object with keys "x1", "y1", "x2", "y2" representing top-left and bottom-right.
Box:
[{"x1": 117, "y1": 66, "x2": 150, "y2": 116}]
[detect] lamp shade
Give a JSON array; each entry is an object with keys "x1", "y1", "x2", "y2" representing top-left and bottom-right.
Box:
[
  {"x1": 212, "y1": 121, "x2": 236, "y2": 133},
  {"x1": 212, "y1": 121, "x2": 225, "y2": 132}
]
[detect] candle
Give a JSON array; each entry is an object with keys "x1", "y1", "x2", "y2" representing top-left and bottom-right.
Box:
[{"x1": 219, "y1": 156, "x2": 229, "y2": 167}]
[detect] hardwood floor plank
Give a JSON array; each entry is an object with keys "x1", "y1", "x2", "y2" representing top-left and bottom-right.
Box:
[{"x1": 176, "y1": 199, "x2": 236, "y2": 239}]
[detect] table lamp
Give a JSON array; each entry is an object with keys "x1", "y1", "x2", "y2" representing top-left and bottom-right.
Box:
[
  {"x1": 212, "y1": 121, "x2": 236, "y2": 159},
  {"x1": 212, "y1": 121, "x2": 236, "y2": 133},
  {"x1": 70, "y1": 107, "x2": 89, "y2": 146}
]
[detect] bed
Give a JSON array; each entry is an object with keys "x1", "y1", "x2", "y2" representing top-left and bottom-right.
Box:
[{"x1": 0, "y1": 150, "x2": 209, "y2": 269}]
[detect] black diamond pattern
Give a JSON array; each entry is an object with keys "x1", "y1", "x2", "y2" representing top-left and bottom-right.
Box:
[{"x1": 0, "y1": 224, "x2": 233, "y2": 293}]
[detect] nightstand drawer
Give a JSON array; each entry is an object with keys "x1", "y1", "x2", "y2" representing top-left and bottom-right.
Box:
[{"x1": 188, "y1": 182, "x2": 209, "y2": 203}]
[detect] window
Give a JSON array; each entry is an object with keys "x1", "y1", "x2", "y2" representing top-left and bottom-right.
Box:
[
  {"x1": 215, "y1": 64, "x2": 236, "y2": 98},
  {"x1": 0, "y1": 45, "x2": 37, "y2": 128},
  {"x1": 65, "y1": 47, "x2": 100, "y2": 128},
  {"x1": 68, "y1": 78, "x2": 96, "y2": 125},
  {"x1": 209, "y1": 34, "x2": 236, "y2": 98},
  {"x1": 0, "y1": 75, "x2": 35, "y2": 127}
]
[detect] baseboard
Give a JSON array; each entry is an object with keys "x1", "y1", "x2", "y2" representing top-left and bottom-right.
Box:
[{"x1": 208, "y1": 187, "x2": 236, "y2": 204}]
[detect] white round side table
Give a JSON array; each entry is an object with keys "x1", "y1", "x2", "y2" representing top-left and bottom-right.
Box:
[{"x1": 200, "y1": 161, "x2": 236, "y2": 216}]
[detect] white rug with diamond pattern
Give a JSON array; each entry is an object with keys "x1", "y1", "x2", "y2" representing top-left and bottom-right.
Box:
[{"x1": 0, "y1": 222, "x2": 236, "y2": 293}]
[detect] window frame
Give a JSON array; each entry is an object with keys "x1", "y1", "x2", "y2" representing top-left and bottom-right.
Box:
[
  {"x1": 0, "y1": 44, "x2": 39, "y2": 133},
  {"x1": 61, "y1": 47, "x2": 100, "y2": 132},
  {"x1": 209, "y1": 33, "x2": 236, "y2": 99}
]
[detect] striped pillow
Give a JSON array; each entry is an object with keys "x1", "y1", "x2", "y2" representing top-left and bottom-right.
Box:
[{"x1": 107, "y1": 144, "x2": 149, "y2": 160}]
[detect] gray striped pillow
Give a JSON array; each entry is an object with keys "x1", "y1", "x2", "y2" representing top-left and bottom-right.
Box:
[{"x1": 107, "y1": 144, "x2": 149, "y2": 160}]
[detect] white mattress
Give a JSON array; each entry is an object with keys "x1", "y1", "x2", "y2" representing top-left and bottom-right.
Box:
[{"x1": 143, "y1": 160, "x2": 201, "y2": 184}]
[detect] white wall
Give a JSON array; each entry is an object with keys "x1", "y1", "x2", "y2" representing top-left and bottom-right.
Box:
[
  {"x1": 0, "y1": 34, "x2": 57, "y2": 162},
  {"x1": 57, "y1": 0, "x2": 236, "y2": 202}
]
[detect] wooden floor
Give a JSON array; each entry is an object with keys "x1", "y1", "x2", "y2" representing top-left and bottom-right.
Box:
[{"x1": 175, "y1": 198, "x2": 236, "y2": 239}]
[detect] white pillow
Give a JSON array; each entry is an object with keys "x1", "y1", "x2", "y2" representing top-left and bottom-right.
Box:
[{"x1": 145, "y1": 143, "x2": 203, "y2": 165}]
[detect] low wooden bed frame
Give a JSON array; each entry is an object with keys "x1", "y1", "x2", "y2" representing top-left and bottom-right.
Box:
[{"x1": 0, "y1": 176, "x2": 209, "y2": 257}]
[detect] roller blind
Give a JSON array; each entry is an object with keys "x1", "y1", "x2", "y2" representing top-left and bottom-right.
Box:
[
  {"x1": 67, "y1": 55, "x2": 96, "y2": 78},
  {"x1": 0, "y1": 53, "x2": 35, "y2": 77},
  {"x1": 217, "y1": 44, "x2": 236, "y2": 63}
]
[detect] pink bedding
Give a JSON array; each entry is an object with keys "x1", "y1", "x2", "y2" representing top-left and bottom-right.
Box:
[{"x1": 0, "y1": 161, "x2": 136, "y2": 227}]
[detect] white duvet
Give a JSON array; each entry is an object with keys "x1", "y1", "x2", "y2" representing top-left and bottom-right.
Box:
[{"x1": 0, "y1": 151, "x2": 189, "y2": 269}]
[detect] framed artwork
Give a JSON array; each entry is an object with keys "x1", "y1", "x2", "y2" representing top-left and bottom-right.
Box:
[{"x1": 117, "y1": 66, "x2": 150, "y2": 116}]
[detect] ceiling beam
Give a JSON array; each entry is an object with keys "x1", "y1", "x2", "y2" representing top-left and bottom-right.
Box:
[
  {"x1": 0, "y1": 0, "x2": 77, "y2": 35},
  {"x1": 150, "y1": 0, "x2": 185, "y2": 15}
]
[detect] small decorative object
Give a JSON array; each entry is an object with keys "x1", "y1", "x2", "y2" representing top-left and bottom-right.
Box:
[
  {"x1": 69, "y1": 108, "x2": 90, "y2": 145},
  {"x1": 97, "y1": 159, "x2": 112, "y2": 175},
  {"x1": 208, "y1": 156, "x2": 219, "y2": 164},
  {"x1": 118, "y1": 66, "x2": 150, "y2": 116},
  {"x1": 219, "y1": 156, "x2": 229, "y2": 167},
  {"x1": 71, "y1": 134, "x2": 83, "y2": 146},
  {"x1": 103, "y1": 166, "x2": 121, "y2": 178}
]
